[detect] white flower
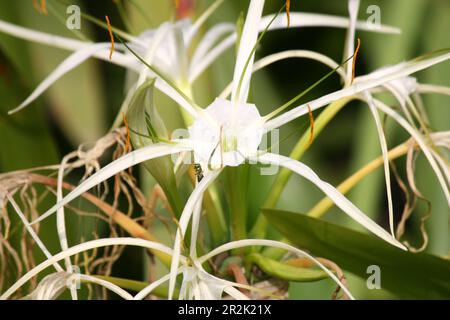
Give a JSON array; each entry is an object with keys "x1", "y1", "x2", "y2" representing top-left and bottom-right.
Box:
[
  {"x1": 188, "y1": 98, "x2": 264, "y2": 168},
  {"x1": 5, "y1": 0, "x2": 450, "y2": 301},
  {"x1": 0, "y1": 1, "x2": 400, "y2": 115}
]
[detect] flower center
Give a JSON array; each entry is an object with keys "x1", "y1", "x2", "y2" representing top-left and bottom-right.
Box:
[{"x1": 188, "y1": 98, "x2": 264, "y2": 168}]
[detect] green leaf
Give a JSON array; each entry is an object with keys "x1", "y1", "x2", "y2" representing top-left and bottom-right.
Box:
[
  {"x1": 247, "y1": 253, "x2": 329, "y2": 282},
  {"x1": 127, "y1": 80, "x2": 184, "y2": 217},
  {"x1": 263, "y1": 208, "x2": 450, "y2": 299}
]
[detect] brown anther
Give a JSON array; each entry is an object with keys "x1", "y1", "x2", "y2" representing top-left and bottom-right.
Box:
[
  {"x1": 351, "y1": 37, "x2": 361, "y2": 84},
  {"x1": 105, "y1": 15, "x2": 115, "y2": 60},
  {"x1": 286, "y1": 0, "x2": 291, "y2": 27},
  {"x1": 40, "y1": 0, "x2": 47, "y2": 15}
]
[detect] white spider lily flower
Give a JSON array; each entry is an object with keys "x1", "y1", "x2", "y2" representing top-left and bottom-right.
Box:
[
  {"x1": 0, "y1": 2, "x2": 400, "y2": 115},
  {"x1": 23, "y1": 2, "x2": 407, "y2": 301}
]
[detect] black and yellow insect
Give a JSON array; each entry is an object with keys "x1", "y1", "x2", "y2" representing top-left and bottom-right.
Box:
[{"x1": 194, "y1": 163, "x2": 204, "y2": 182}]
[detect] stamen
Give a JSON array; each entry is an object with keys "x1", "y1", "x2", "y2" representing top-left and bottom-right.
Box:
[
  {"x1": 33, "y1": 0, "x2": 40, "y2": 13},
  {"x1": 105, "y1": 15, "x2": 115, "y2": 60},
  {"x1": 286, "y1": 0, "x2": 291, "y2": 28},
  {"x1": 33, "y1": 0, "x2": 47, "y2": 15},
  {"x1": 351, "y1": 38, "x2": 361, "y2": 84},
  {"x1": 307, "y1": 104, "x2": 315, "y2": 146},
  {"x1": 40, "y1": 0, "x2": 48, "y2": 15},
  {"x1": 122, "y1": 112, "x2": 131, "y2": 152}
]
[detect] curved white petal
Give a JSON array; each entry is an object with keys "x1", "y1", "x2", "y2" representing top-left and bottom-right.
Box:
[
  {"x1": 344, "y1": 0, "x2": 360, "y2": 85},
  {"x1": 253, "y1": 153, "x2": 406, "y2": 250},
  {"x1": 31, "y1": 143, "x2": 191, "y2": 225},
  {"x1": 168, "y1": 170, "x2": 222, "y2": 300},
  {"x1": 190, "y1": 12, "x2": 400, "y2": 82},
  {"x1": 231, "y1": 0, "x2": 265, "y2": 105},
  {"x1": 0, "y1": 237, "x2": 178, "y2": 300},
  {"x1": 372, "y1": 99, "x2": 450, "y2": 207},
  {"x1": 79, "y1": 274, "x2": 134, "y2": 300},
  {"x1": 220, "y1": 50, "x2": 346, "y2": 99},
  {"x1": 190, "y1": 23, "x2": 235, "y2": 71},
  {"x1": 56, "y1": 152, "x2": 78, "y2": 299},
  {"x1": 260, "y1": 12, "x2": 400, "y2": 34},
  {"x1": 363, "y1": 91, "x2": 395, "y2": 237},
  {"x1": 199, "y1": 239, "x2": 355, "y2": 300},
  {"x1": 264, "y1": 52, "x2": 450, "y2": 130},
  {"x1": 9, "y1": 43, "x2": 110, "y2": 114},
  {"x1": 6, "y1": 194, "x2": 64, "y2": 272},
  {"x1": 133, "y1": 270, "x2": 180, "y2": 300}
]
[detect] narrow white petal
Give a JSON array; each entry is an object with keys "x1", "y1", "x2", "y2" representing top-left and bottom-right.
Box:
[
  {"x1": 0, "y1": 19, "x2": 86, "y2": 51},
  {"x1": 190, "y1": 23, "x2": 235, "y2": 71},
  {"x1": 133, "y1": 270, "x2": 182, "y2": 300},
  {"x1": 265, "y1": 52, "x2": 450, "y2": 130},
  {"x1": 372, "y1": 99, "x2": 450, "y2": 206},
  {"x1": 56, "y1": 152, "x2": 78, "y2": 299},
  {"x1": 199, "y1": 239, "x2": 356, "y2": 300},
  {"x1": 9, "y1": 43, "x2": 110, "y2": 114},
  {"x1": 231, "y1": 0, "x2": 265, "y2": 104},
  {"x1": 6, "y1": 194, "x2": 63, "y2": 272},
  {"x1": 260, "y1": 12, "x2": 400, "y2": 34},
  {"x1": 168, "y1": 170, "x2": 221, "y2": 300},
  {"x1": 220, "y1": 50, "x2": 345, "y2": 99},
  {"x1": 31, "y1": 143, "x2": 191, "y2": 225},
  {"x1": 0, "y1": 237, "x2": 178, "y2": 300},
  {"x1": 190, "y1": 12, "x2": 400, "y2": 83},
  {"x1": 253, "y1": 153, "x2": 406, "y2": 250},
  {"x1": 344, "y1": 0, "x2": 360, "y2": 85},
  {"x1": 79, "y1": 274, "x2": 133, "y2": 300},
  {"x1": 186, "y1": 0, "x2": 226, "y2": 42},
  {"x1": 417, "y1": 83, "x2": 450, "y2": 96},
  {"x1": 363, "y1": 91, "x2": 395, "y2": 237}
]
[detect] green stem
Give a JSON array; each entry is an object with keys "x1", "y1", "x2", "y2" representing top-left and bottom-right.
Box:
[
  {"x1": 227, "y1": 165, "x2": 250, "y2": 254},
  {"x1": 251, "y1": 97, "x2": 353, "y2": 238}
]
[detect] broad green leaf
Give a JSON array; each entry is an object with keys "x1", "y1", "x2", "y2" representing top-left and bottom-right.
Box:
[
  {"x1": 247, "y1": 253, "x2": 329, "y2": 282},
  {"x1": 127, "y1": 80, "x2": 184, "y2": 216},
  {"x1": 263, "y1": 208, "x2": 450, "y2": 299}
]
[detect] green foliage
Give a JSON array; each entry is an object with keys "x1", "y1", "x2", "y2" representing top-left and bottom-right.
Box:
[{"x1": 263, "y1": 208, "x2": 450, "y2": 299}]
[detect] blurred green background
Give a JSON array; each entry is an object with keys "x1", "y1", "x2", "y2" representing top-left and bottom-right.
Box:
[{"x1": 0, "y1": 0, "x2": 448, "y2": 299}]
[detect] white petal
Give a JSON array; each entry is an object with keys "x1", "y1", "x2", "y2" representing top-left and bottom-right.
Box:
[
  {"x1": 0, "y1": 237, "x2": 178, "y2": 300},
  {"x1": 220, "y1": 50, "x2": 346, "y2": 99},
  {"x1": 253, "y1": 153, "x2": 406, "y2": 250},
  {"x1": 363, "y1": 91, "x2": 395, "y2": 237},
  {"x1": 6, "y1": 194, "x2": 64, "y2": 272},
  {"x1": 264, "y1": 52, "x2": 450, "y2": 130},
  {"x1": 372, "y1": 99, "x2": 450, "y2": 207},
  {"x1": 168, "y1": 170, "x2": 221, "y2": 300},
  {"x1": 231, "y1": 0, "x2": 265, "y2": 104},
  {"x1": 190, "y1": 12, "x2": 400, "y2": 83},
  {"x1": 344, "y1": 0, "x2": 360, "y2": 85},
  {"x1": 79, "y1": 274, "x2": 133, "y2": 300},
  {"x1": 199, "y1": 239, "x2": 356, "y2": 300},
  {"x1": 56, "y1": 152, "x2": 78, "y2": 299},
  {"x1": 190, "y1": 23, "x2": 235, "y2": 71},
  {"x1": 9, "y1": 43, "x2": 110, "y2": 114},
  {"x1": 31, "y1": 143, "x2": 191, "y2": 225}
]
